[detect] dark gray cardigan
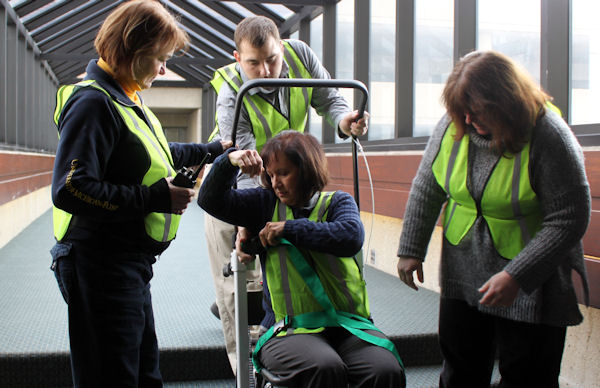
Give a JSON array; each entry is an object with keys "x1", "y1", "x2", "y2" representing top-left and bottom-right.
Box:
[{"x1": 397, "y1": 109, "x2": 590, "y2": 326}]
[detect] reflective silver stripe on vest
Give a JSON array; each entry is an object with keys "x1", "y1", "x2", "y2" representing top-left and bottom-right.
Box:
[
  {"x1": 511, "y1": 151, "x2": 532, "y2": 244},
  {"x1": 316, "y1": 192, "x2": 332, "y2": 222},
  {"x1": 445, "y1": 139, "x2": 461, "y2": 193},
  {"x1": 316, "y1": 192, "x2": 357, "y2": 315},
  {"x1": 222, "y1": 66, "x2": 273, "y2": 141},
  {"x1": 324, "y1": 253, "x2": 357, "y2": 315},
  {"x1": 446, "y1": 201, "x2": 459, "y2": 228},
  {"x1": 277, "y1": 202, "x2": 294, "y2": 329},
  {"x1": 283, "y1": 48, "x2": 309, "y2": 113},
  {"x1": 222, "y1": 66, "x2": 242, "y2": 89},
  {"x1": 444, "y1": 140, "x2": 462, "y2": 227},
  {"x1": 121, "y1": 108, "x2": 173, "y2": 242}
]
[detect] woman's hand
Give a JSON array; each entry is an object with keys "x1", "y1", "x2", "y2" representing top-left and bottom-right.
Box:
[
  {"x1": 478, "y1": 270, "x2": 519, "y2": 307},
  {"x1": 259, "y1": 221, "x2": 285, "y2": 248},
  {"x1": 339, "y1": 110, "x2": 370, "y2": 137},
  {"x1": 228, "y1": 149, "x2": 263, "y2": 177},
  {"x1": 220, "y1": 140, "x2": 233, "y2": 150},
  {"x1": 165, "y1": 177, "x2": 195, "y2": 215},
  {"x1": 397, "y1": 256, "x2": 424, "y2": 291},
  {"x1": 235, "y1": 227, "x2": 256, "y2": 264}
]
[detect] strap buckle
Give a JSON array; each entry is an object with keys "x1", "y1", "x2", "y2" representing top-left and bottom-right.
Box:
[{"x1": 272, "y1": 316, "x2": 291, "y2": 335}]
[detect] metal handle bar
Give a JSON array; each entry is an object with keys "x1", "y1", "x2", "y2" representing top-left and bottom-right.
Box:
[
  {"x1": 231, "y1": 78, "x2": 368, "y2": 144},
  {"x1": 230, "y1": 78, "x2": 369, "y2": 209}
]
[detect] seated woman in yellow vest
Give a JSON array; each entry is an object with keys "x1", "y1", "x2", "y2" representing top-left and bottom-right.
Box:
[
  {"x1": 198, "y1": 131, "x2": 405, "y2": 388},
  {"x1": 397, "y1": 50, "x2": 590, "y2": 388}
]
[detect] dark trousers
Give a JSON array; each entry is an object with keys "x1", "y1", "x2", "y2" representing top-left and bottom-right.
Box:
[
  {"x1": 438, "y1": 297, "x2": 566, "y2": 388},
  {"x1": 51, "y1": 242, "x2": 162, "y2": 388},
  {"x1": 259, "y1": 327, "x2": 405, "y2": 388}
]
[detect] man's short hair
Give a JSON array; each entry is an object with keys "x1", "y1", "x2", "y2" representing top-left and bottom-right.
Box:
[{"x1": 234, "y1": 16, "x2": 280, "y2": 51}]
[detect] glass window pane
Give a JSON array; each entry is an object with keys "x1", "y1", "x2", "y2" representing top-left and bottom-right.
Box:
[
  {"x1": 336, "y1": 0, "x2": 354, "y2": 144},
  {"x1": 478, "y1": 0, "x2": 541, "y2": 83},
  {"x1": 310, "y1": 15, "x2": 324, "y2": 63},
  {"x1": 290, "y1": 30, "x2": 299, "y2": 40},
  {"x1": 414, "y1": 0, "x2": 454, "y2": 137},
  {"x1": 369, "y1": 0, "x2": 395, "y2": 140},
  {"x1": 310, "y1": 15, "x2": 324, "y2": 142},
  {"x1": 571, "y1": 0, "x2": 600, "y2": 125}
]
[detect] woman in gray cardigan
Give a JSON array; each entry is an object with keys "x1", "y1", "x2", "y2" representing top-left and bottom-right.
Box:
[{"x1": 397, "y1": 50, "x2": 590, "y2": 388}]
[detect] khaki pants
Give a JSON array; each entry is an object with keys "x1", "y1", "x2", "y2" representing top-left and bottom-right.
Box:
[{"x1": 204, "y1": 206, "x2": 262, "y2": 375}]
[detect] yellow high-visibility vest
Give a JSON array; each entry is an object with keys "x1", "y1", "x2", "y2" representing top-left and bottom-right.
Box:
[
  {"x1": 265, "y1": 191, "x2": 369, "y2": 335},
  {"x1": 432, "y1": 121, "x2": 544, "y2": 259},
  {"x1": 52, "y1": 80, "x2": 180, "y2": 243},
  {"x1": 209, "y1": 40, "x2": 313, "y2": 152}
]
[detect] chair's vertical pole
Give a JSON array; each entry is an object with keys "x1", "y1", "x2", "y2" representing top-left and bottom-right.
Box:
[
  {"x1": 352, "y1": 136, "x2": 360, "y2": 210},
  {"x1": 232, "y1": 251, "x2": 250, "y2": 388}
]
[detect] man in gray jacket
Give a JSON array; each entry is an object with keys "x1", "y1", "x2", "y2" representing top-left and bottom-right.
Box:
[{"x1": 202, "y1": 15, "x2": 369, "y2": 374}]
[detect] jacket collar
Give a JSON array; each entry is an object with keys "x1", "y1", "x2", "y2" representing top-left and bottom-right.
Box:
[{"x1": 84, "y1": 59, "x2": 140, "y2": 107}]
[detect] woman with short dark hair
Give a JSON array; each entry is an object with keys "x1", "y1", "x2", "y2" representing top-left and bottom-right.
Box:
[
  {"x1": 198, "y1": 131, "x2": 406, "y2": 387},
  {"x1": 259, "y1": 130, "x2": 329, "y2": 207}
]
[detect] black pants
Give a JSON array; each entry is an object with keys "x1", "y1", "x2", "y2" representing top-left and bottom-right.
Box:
[
  {"x1": 259, "y1": 327, "x2": 405, "y2": 388},
  {"x1": 439, "y1": 297, "x2": 566, "y2": 388},
  {"x1": 51, "y1": 242, "x2": 162, "y2": 388}
]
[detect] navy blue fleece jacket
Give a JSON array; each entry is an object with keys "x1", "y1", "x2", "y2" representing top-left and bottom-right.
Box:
[
  {"x1": 197, "y1": 149, "x2": 364, "y2": 257},
  {"x1": 52, "y1": 59, "x2": 224, "y2": 254},
  {"x1": 197, "y1": 150, "x2": 365, "y2": 328}
]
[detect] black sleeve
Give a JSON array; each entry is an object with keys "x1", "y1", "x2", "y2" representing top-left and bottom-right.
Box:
[
  {"x1": 197, "y1": 150, "x2": 274, "y2": 234},
  {"x1": 169, "y1": 140, "x2": 225, "y2": 169},
  {"x1": 282, "y1": 191, "x2": 364, "y2": 257}
]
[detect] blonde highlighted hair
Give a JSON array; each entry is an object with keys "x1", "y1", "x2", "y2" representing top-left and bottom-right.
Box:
[{"x1": 94, "y1": 0, "x2": 188, "y2": 81}]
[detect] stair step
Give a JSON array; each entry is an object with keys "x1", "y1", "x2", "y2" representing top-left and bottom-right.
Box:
[
  {"x1": 164, "y1": 380, "x2": 235, "y2": 387},
  {"x1": 160, "y1": 365, "x2": 474, "y2": 388}
]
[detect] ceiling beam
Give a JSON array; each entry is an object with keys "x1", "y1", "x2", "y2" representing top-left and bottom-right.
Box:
[
  {"x1": 52, "y1": 60, "x2": 87, "y2": 76},
  {"x1": 166, "y1": 0, "x2": 235, "y2": 40},
  {"x1": 40, "y1": 23, "x2": 99, "y2": 53},
  {"x1": 279, "y1": 5, "x2": 320, "y2": 36},
  {"x1": 40, "y1": 53, "x2": 231, "y2": 67},
  {"x1": 0, "y1": 0, "x2": 58, "y2": 84},
  {"x1": 239, "y1": 3, "x2": 285, "y2": 24},
  {"x1": 198, "y1": 0, "x2": 336, "y2": 5},
  {"x1": 54, "y1": 61, "x2": 88, "y2": 80},
  {"x1": 199, "y1": 1, "x2": 244, "y2": 26},
  {"x1": 152, "y1": 80, "x2": 200, "y2": 88},
  {"x1": 33, "y1": 2, "x2": 120, "y2": 43},
  {"x1": 25, "y1": 0, "x2": 91, "y2": 32},
  {"x1": 13, "y1": 0, "x2": 53, "y2": 17},
  {"x1": 176, "y1": 16, "x2": 235, "y2": 55},
  {"x1": 170, "y1": 63, "x2": 210, "y2": 85},
  {"x1": 3, "y1": 0, "x2": 332, "y2": 89}
]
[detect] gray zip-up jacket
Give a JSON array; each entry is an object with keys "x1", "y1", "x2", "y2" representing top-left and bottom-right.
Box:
[
  {"x1": 397, "y1": 109, "x2": 590, "y2": 326},
  {"x1": 211, "y1": 39, "x2": 352, "y2": 189}
]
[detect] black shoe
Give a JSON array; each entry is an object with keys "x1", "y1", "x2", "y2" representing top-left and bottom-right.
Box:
[{"x1": 210, "y1": 301, "x2": 220, "y2": 320}]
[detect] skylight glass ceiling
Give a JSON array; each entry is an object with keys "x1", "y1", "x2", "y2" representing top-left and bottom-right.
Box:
[{"x1": 5, "y1": 0, "x2": 329, "y2": 87}]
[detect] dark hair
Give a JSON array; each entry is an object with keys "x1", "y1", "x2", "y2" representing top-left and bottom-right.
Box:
[
  {"x1": 442, "y1": 50, "x2": 551, "y2": 154},
  {"x1": 234, "y1": 16, "x2": 280, "y2": 51},
  {"x1": 260, "y1": 131, "x2": 328, "y2": 205},
  {"x1": 94, "y1": 0, "x2": 189, "y2": 81}
]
